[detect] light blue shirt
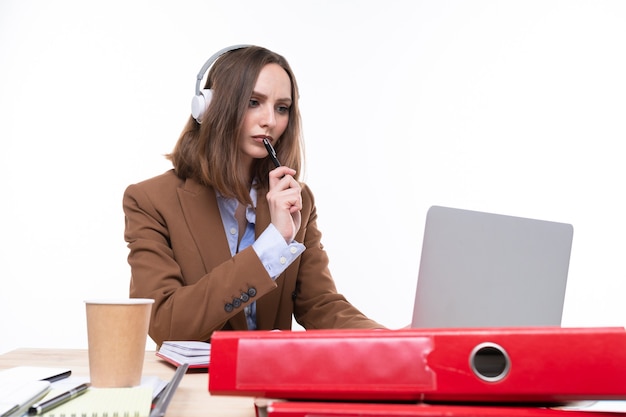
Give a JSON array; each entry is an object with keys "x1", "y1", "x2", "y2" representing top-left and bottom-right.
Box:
[{"x1": 216, "y1": 184, "x2": 305, "y2": 330}]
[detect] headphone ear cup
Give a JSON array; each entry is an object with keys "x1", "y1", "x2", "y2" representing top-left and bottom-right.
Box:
[{"x1": 191, "y1": 88, "x2": 213, "y2": 122}]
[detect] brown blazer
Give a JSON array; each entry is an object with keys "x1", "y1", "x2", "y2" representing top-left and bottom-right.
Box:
[{"x1": 123, "y1": 170, "x2": 382, "y2": 346}]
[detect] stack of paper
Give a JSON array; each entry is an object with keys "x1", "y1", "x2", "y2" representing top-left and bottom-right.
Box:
[
  {"x1": 0, "y1": 379, "x2": 50, "y2": 417},
  {"x1": 0, "y1": 366, "x2": 71, "y2": 417},
  {"x1": 156, "y1": 341, "x2": 210, "y2": 368}
]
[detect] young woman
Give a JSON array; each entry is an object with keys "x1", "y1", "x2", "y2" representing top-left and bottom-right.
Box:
[{"x1": 123, "y1": 45, "x2": 382, "y2": 347}]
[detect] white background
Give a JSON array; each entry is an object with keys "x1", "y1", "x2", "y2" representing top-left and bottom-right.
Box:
[{"x1": 1, "y1": 0, "x2": 625, "y2": 354}]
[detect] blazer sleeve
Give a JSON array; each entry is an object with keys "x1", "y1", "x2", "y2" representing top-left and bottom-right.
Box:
[{"x1": 123, "y1": 174, "x2": 277, "y2": 346}]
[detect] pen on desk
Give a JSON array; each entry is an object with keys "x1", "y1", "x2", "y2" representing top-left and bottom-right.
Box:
[
  {"x1": 262, "y1": 138, "x2": 281, "y2": 168},
  {"x1": 150, "y1": 363, "x2": 189, "y2": 417},
  {"x1": 27, "y1": 383, "x2": 90, "y2": 416}
]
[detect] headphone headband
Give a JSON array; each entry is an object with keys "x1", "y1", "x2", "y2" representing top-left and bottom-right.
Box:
[{"x1": 191, "y1": 44, "x2": 251, "y2": 122}]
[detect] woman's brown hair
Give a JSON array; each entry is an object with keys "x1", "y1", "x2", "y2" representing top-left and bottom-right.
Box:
[{"x1": 167, "y1": 46, "x2": 303, "y2": 205}]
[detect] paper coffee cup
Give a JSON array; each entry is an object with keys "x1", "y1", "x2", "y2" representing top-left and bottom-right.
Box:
[{"x1": 85, "y1": 298, "x2": 154, "y2": 387}]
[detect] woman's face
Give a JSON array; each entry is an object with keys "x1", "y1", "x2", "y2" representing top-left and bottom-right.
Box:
[{"x1": 238, "y1": 63, "x2": 292, "y2": 169}]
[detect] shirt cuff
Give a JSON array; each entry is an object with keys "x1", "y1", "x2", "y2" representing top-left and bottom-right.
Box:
[{"x1": 252, "y1": 224, "x2": 306, "y2": 279}]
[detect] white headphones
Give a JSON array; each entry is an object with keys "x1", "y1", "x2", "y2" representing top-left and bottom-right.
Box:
[{"x1": 190, "y1": 44, "x2": 251, "y2": 123}]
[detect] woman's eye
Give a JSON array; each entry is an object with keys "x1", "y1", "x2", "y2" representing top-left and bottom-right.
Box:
[
  {"x1": 277, "y1": 105, "x2": 290, "y2": 114},
  {"x1": 249, "y1": 99, "x2": 260, "y2": 107}
]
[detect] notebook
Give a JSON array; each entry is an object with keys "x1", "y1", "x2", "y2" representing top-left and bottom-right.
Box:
[
  {"x1": 27, "y1": 376, "x2": 166, "y2": 417},
  {"x1": 411, "y1": 206, "x2": 573, "y2": 328},
  {"x1": 37, "y1": 386, "x2": 152, "y2": 417}
]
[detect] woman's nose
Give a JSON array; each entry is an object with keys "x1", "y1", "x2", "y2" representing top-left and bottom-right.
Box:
[{"x1": 260, "y1": 105, "x2": 276, "y2": 128}]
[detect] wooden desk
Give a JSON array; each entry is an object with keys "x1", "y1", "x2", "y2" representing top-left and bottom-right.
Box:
[{"x1": 0, "y1": 348, "x2": 256, "y2": 417}]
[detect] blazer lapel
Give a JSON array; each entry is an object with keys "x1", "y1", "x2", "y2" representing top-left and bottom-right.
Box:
[{"x1": 177, "y1": 178, "x2": 231, "y2": 269}]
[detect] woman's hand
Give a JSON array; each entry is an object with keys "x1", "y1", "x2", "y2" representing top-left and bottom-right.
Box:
[{"x1": 266, "y1": 166, "x2": 302, "y2": 243}]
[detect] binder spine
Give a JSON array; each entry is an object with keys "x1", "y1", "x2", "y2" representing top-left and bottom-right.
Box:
[{"x1": 209, "y1": 327, "x2": 626, "y2": 402}]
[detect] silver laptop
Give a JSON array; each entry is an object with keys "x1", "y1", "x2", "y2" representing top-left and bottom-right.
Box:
[{"x1": 411, "y1": 206, "x2": 573, "y2": 328}]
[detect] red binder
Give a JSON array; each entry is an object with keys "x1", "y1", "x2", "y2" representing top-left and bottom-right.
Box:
[
  {"x1": 254, "y1": 399, "x2": 626, "y2": 417},
  {"x1": 209, "y1": 327, "x2": 626, "y2": 403}
]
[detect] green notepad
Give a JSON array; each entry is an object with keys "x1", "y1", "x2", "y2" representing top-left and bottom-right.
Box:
[{"x1": 40, "y1": 386, "x2": 152, "y2": 417}]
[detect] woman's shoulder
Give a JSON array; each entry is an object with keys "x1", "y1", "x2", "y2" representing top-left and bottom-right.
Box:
[
  {"x1": 126, "y1": 169, "x2": 183, "y2": 191},
  {"x1": 124, "y1": 170, "x2": 189, "y2": 204},
  {"x1": 125, "y1": 170, "x2": 215, "y2": 203}
]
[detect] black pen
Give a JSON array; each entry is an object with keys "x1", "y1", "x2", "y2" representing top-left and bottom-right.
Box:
[
  {"x1": 262, "y1": 138, "x2": 281, "y2": 168},
  {"x1": 27, "y1": 383, "x2": 90, "y2": 416}
]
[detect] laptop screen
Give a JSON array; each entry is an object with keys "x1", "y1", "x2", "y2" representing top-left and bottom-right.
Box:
[{"x1": 411, "y1": 206, "x2": 573, "y2": 328}]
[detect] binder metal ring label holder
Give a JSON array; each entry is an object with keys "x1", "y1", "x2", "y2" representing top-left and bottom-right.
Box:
[{"x1": 470, "y1": 342, "x2": 511, "y2": 382}]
